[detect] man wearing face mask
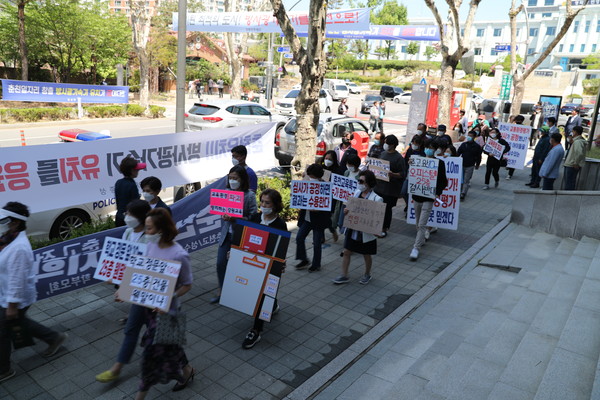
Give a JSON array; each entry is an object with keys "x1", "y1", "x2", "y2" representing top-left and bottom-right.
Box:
[
  {"x1": 482, "y1": 128, "x2": 511, "y2": 190},
  {"x1": 334, "y1": 128, "x2": 358, "y2": 174},
  {"x1": 231, "y1": 145, "x2": 258, "y2": 192},
  {"x1": 434, "y1": 124, "x2": 453, "y2": 146},
  {"x1": 140, "y1": 176, "x2": 171, "y2": 215},
  {"x1": 457, "y1": 130, "x2": 483, "y2": 200}
]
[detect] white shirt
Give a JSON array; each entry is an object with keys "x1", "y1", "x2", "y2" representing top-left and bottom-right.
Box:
[{"x1": 0, "y1": 231, "x2": 37, "y2": 309}]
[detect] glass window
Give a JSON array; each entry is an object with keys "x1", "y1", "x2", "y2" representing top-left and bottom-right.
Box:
[
  {"x1": 542, "y1": 13, "x2": 551, "y2": 18},
  {"x1": 476, "y1": 28, "x2": 484, "y2": 37},
  {"x1": 491, "y1": 49, "x2": 498, "y2": 56},
  {"x1": 573, "y1": 21, "x2": 579, "y2": 33},
  {"x1": 559, "y1": 44, "x2": 563, "y2": 52},
  {"x1": 597, "y1": 20, "x2": 600, "y2": 33},
  {"x1": 544, "y1": 0, "x2": 553, "y2": 5},
  {"x1": 334, "y1": 123, "x2": 353, "y2": 137},
  {"x1": 593, "y1": 44, "x2": 597, "y2": 53},
  {"x1": 585, "y1": 21, "x2": 590, "y2": 33},
  {"x1": 529, "y1": 13, "x2": 535, "y2": 19},
  {"x1": 546, "y1": 26, "x2": 556, "y2": 35},
  {"x1": 401, "y1": 46, "x2": 407, "y2": 53},
  {"x1": 250, "y1": 106, "x2": 270, "y2": 116},
  {"x1": 460, "y1": 28, "x2": 465, "y2": 36},
  {"x1": 580, "y1": 44, "x2": 585, "y2": 52},
  {"x1": 529, "y1": 28, "x2": 539, "y2": 36},
  {"x1": 474, "y1": 48, "x2": 482, "y2": 56},
  {"x1": 516, "y1": 28, "x2": 521, "y2": 36},
  {"x1": 569, "y1": 44, "x2": 574, "y2": 52},
  {"x1": 493, "y1": 28, "x2": 502, "y2": 37},
  {"x1": 527, "y1": 48, "x2": 535, "y2": 55},
  {"x1": 237, "y1": 106, "x2": 252, "y2": 115},
  {"x1": 528, "y1": 0, "x2": 536, "y2": 5},
  {"x1": 350, "y1": 122, "x2": 368, "y2": 135}
]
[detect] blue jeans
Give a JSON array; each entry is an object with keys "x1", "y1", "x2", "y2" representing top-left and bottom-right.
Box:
[
  {"x1": 116, "y1": 304, "x2": 146, "y2": 364},
  {"x1": 564, "y1": 166, "x2": 579, "y2": 190},
  {"x1": 216, "y1": 233, "x2": 232, "y2": 289},
  {"x1": 295, "y1": 221, "x2": 324, "y2": 268},
  {"x1": 542, "y1": 178, "x2": 555, "y2": 191}
]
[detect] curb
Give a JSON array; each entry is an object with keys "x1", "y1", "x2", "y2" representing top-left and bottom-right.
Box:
[
  {"x1": 0, "y1": 116, "x2": 164, "y2": 130},
  {"x1": 286, "y1": 214, "x2": 512, "y2": 400}
]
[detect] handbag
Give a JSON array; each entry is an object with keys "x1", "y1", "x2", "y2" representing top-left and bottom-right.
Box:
[
  {"x1": 153, "y1": 310, "x2": 187, "y2": 346},
  {"x1": 7, "y1": 318, "x2": 35, "y2": 349}
]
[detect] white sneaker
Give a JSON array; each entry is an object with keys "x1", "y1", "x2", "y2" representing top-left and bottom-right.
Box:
[
  {"x1": 505, "y1": 175, "x2": 511, "y2": 180},
  {"x1": 482, "y1": 185, "x2": 489, "y2": 190},
  {"x1": 424, "y1": 230, "x2": 430, "y2": 240},
  {"x1": 409, "y1": 248, "x2": 419, "y2": 261}
]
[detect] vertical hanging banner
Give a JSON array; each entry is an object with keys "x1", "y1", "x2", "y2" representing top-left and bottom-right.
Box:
[
  {"x1": 498, "y1": 123, "x2": 530, "y2": 169},
  {"x1": 407, "y1": 157, "x2": 462, "y2": 230},
  {"x1": 407, "y1": 156, "x2": 439, "y2": 199},
  {"x1": 1, "y1": 79, "x2": 129, "y2": 104}
]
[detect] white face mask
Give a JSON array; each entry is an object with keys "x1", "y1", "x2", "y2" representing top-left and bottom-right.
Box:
[
  {"x1": 229, "y1": 179, "x2": 241, "y2": 190},
  {"x1": 350, "y1": 166, "x2": 358, "y2": 173},
  {"x1": 124, "y1": 215, "x2": 140, "y2": 229},
  {"x1": 261, "y1": 207, "x2": 273, "y2": 215},
  {"x1": 146, "y1": 233, "x2": 160, "y2": 243},
  {"x1": 490, "y1": 134, "x2": 497, "y2": 139},
  {"x1": 437, "y1": 131, "x2": 444, "y2": 136},
  {"x1": 309, "y1": 177, "x2": 319, "y2": 181},
  {"x1": 357, "y1": 184, "x2": 367, "y2": 192},
  {"x1": 411, "y1": 144, "x2": 419, "y2": 151},
  {"x1": 0, "y1": 220, "x2": 9, "y2": 236},
  {"x1": 444, "y1": 152, "x2": 451, "y2": 157},
  {"x1": 231, "y1": 158, "x2": 240, "y2": 166},
  {"x1": 142, "y1": 192, "x2": 155, "y2": 202},
  {"x1": 324, "y1": 159, "x2": 334, "y2": 167},
  {"x1": 383, "y1": 143, "x2": 390, "y2": 151}
]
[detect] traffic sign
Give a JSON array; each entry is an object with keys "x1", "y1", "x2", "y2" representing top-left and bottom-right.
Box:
[
  {"x1": 277, "y1": 46, "x2": 290, "y2": 53},
  {"x1": 277, "y1": 67, "x2": 283, "y2": 72},
  {"x1": 494, "y1": 44, "x2": 518, "y2": 52},
  {"x1": 420, "y1": 78, "x2": 427, "y2": 85},
  {"x1": 283, "y1": 53, "x2": 293, "y2": 59}
]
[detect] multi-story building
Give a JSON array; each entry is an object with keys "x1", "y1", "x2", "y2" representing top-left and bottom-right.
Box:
[{"x1": 392, "y1": 1, "x2": 600, "y2": 72}]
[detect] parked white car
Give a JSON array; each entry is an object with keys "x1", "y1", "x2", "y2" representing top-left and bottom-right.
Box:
[
  {"x1": 275, "y1": 89, "x2": 333, "y2": 116},
  {"x1": 184, "y1": 100, "x2": 286, "y2": 131},
  {"x1": 393, "y1": 92, "x2": 412, "y2": 104},
  {"x1": 347, "y1": 82, "x2": 362, "y2": 94}
]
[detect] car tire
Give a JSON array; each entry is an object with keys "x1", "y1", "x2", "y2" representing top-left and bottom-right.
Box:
[
  {"x1": 394, "y1": 98, "x2": 400, "y2": 103},
  {"x1": 175, "y1": 182, "x2": 202, "y2": 202},
  {"x1": 49, "y1": 209, "x2": 91, "y2": 240},
  {"x1": 325, "y1": 107, "x2": 331, "y2": 113}
]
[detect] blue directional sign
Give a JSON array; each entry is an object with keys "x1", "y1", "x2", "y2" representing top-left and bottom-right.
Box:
[
  {"x1": 495, "y1": 44, "x2": 517, "y2": 52},
  {"x1": 277, "y1": 46, "x2": 290, "y2": 53},
  {"x1": 283, "y1": 53, "x2": 293, "y2": 59}
]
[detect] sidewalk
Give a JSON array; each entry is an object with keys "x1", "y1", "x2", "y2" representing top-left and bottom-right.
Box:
[{"x1": 1, "y1": 161, "x2": 527, "y2": 400}]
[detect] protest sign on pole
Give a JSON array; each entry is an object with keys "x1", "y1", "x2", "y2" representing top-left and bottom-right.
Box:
[
  {"x1": 117, "y1": 255, "x2": 181, "y2": 312},
  {"x1": 290, "y1": 181, "x2": 332, "y2": 211},
  {"x1": 365, "y1": 157, "x2": 390, "y2": 181},
  {"x1": 408, "y1": 156, "x2": 439, "y2": 199},
  {"x1": 343, "y1": 197, "x2": 386, "y2": 235},
  {"x1": 483, "y1": 139, "x2": 505, "y2": 161},
  {"x1": 93, "y1": 237, "x2": 147, "y2": 284},
  {"x1": 407, "y1": 157, "x2": 462, "y2": 230},
  {"x1": 331, "y1": 173, "x2": 358, "y2": 202},
  {"x1": 209, "y1": 189, "x2": 244, "y2": 218},
  {"x1": 498, "y1": 122, "x2": 530, "y2": 169}
]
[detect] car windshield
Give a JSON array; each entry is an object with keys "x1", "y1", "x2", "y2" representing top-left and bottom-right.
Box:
[
  {"x1": 284, "y1": 119, "x2": 323, "y2": 136},
  {"x1": 188, "y1": 104, "x2": 219, "y2": 115},
  {"x1": 285, "y1": 90, "x2": 300, "y2": 99},
  {"x1": 365, "y1": 95, "x2": 382, "y2": 102},
  {"x1": 348, "y1": 83, "x2": 357, "y2": 87},
  {"x1": 335, "y1": 85, "x2": 347, "y2": 90}
]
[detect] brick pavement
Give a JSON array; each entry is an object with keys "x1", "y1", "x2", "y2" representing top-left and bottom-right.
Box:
[{"x1": 1, "y1": 146, "x2": 532, "y2": 400}]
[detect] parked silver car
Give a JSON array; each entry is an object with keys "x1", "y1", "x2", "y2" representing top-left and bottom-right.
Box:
[
  {"x1": 184, "y1": 100, "x2": 286, "y2": 131},
  {"x1": 275, "y1": 114, "x2": 370, "y2": 166}
]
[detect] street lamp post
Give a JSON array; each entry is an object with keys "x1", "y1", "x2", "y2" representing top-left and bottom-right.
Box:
[{"x1": 175, "y1": 0, "x2": 188, "y2": 133}]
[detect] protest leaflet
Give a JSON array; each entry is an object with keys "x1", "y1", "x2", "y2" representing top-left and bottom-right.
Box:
[
  {"x1": 483, "y1": 139, "x2": 505, "y2": 161},
  {"x1": 366, "y1": 157, "x2": 390, "y2": 181},
  {"x1": 343, "y1": 197, "x2": 386, "y2": 235},
  {"x1": 290, "y1": 180, "x2": 332, "y2": 211},
  {"x1": 498, "y1": 122, "x2": 531, "y2": 169},
  {"x1": 93, "y1": 237, "x2": 147, "y2": 284},
  {"x1": 408, "y1": 156, "x2": 439, "y2": 199},
  {"x1": 407, "y1": 157, "x2": 462, "y2": 230},
  {"x1": 209, "y1": 189, "x2": 244, "y2": 218},
  {"x1": 117, "y1": 255, "x2": 181, "y2": 312},
  {"x1": 331, "y1": 173, "x2": 358, "y2": 202}
]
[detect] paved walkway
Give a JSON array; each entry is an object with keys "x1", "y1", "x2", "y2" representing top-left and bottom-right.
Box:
[{"x1": 1, "y1": 154, "x2": 532, "y2": 400}]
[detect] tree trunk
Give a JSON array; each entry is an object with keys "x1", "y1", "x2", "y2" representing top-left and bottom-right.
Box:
[
  {"x1": 138, "y1": 50, "x2": 150, "y2": 108},
  {"x1": 17, "y1": 0, "x2": 28, "y2": 81},
  {"x1": 225, "y1": 32, "x2": 243, "y2": 99},
  {"x1": 437, "y1": 55, "x2": 459, "y2": 127},
  {"x1": 510, "y1": 72, "x2": 525, "y2": 116},
  {"x1": 362, "y1": 40, "x2": 369, "y2": 76}
]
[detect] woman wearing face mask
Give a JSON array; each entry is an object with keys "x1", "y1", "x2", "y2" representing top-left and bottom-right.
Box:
[
  {"x1": 322, "y1": 150, "x2": 342, "y2": 242},
  {"x1": 333, "y1": 170, "x2": 383, "y2": 285},
  {"x1": 0, "y1": 202, "x2": 68, "y2": 383},
  {"x1": 437, "y1": 139, "x2": 457, "y2": 158},
  {"x1": 344, "y1": 154, "x2": 362, "y2": 180},
  {"x1": 96, "y1": 200, "x2": 152, "y2": 384},
  {"x1": 374, "y1": 135, "x2": 406, "y2": 237},
  {"x1": 242, "y1": 189, "x2": 288, "y2": 349},
  {"x1": 131, "y1": 208, "x2": 194, "y2": 399},
  {"x1": 140, "y1": 176, "x2": 171, "y2": 215},
  {"x1": 212, "y1": 165, "x2": 258, "y2": 303},
  {"x1": 338, "y1": 98, "x2": 349, "y2": 116},
  {"x1": 401, "y1": 135, "x2": 426, "y2": 215},
  {"x1": 115, "y1": 156, "x2": 146, "y2": 227},
  {"x1": 368, "y1": 132, "x2": 386, "y2": 159},
  {"x1": 457, "y1": 131, "x2": 483, "y2": 200},
  {"x1": 482, "y1": 128, "x2": 511, "y2": 190}
]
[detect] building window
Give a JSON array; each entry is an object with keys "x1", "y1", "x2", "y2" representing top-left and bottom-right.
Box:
[
  {"x1": 491, "y1": 49, "x2": 498, "y2": 56},
  {"x1": 528, "y1": 0, "x2": 536, "y2": 5},
  {"x1": 493, "y1": 28, "x2": 502, "y2": 37},
  {"x1": 460, "y1": 28, "x2": 465, "y2": 36},
  {"x1": 580, "y1": 44, "x2": 585, "y2": 52},
  {"x1": 115, "y1": 0, "x2": 121, "y2": 4},
  {"x1": 559, "y1": 44, "x2": 563, "y2": 52},
  {"x1": 529, "y1": 13, "x2": 535, "y2": 19},
  {"x1": 542, "y1": 47, "x2": 548, "y2": 54},
  {"x1": 585, "y1": 21, "x2": 590, "y2": 33},
  {"x1": 542, "y1": 13, "x2": 551, "y2": 18},
  {"x1": 527, "y1": 48, "x2": 535, "y2": 55},
  {"x1": 529, "y1": 28, "x2": 538, "y2": 36},
  {"x1": 476, "y1": 28, "x2": 484, "y2": 37},
  {"x1": 474, "y1": 48, "x2": 482, "y2": 56},
  {"x1": 593, "y1": 44, "x2": 597, "y2": 53},
  {"x1": 597, "y1": 20, "x2": 600, "y2": 33},
  {"x1": 516, "y1": 28, "x2": 521, "y2": 36},
  {"x1": 569, "y1": 44, "x2": 574, "y2": 52},
  {"x1": 401, "y1": 46, "x2": 407, "y2": 53},
  {"x1": 573, "y1": 20, "x2": 579, "y2": 33},
  {"x1": 546, "y1": 26, "x2": 556, "y2": 35},
  {"x1": 544, "y1": 0, "x2": 553, "y2": 5}
]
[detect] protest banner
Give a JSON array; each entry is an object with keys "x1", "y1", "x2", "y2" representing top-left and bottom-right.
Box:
[
  {"x1": 498, "y1": 122, "x2": 530, "y2": 169},
  {"x1": 117, "y1": 255, "x2": 181, "y2": 312},
  {"x1": 331, "y1": 173, "x2": 358, "y2": 202},
  {"x1": 407, "y1": 157, "x2": 462, "y2": 230},
  {"x1": 220, "y1": 220, "x2": 290, "y2": 322},
  {"x1": 408, "y1": 156, "x2": 439, "y2": 199},
  {"x1": 1, "y1": 79, "x2": 129, "y2": 104},
  {"x1": 322, "y1": 169, "x2": 332, "y2": 182},
  {"x1": 343, "y1": 197, "x2": 386, "y2": 235},
  {"x1": 483, "y1": 139, "x2": 505, "y2": 161},
  {"x1": 366, "y1": 157, "x2": 390, "y2": 181},
  {"x1": 209, "y1": 189, "x2": 244, "y2": 218},
  {"x1": 0, "y1": 123, "x2": 277, "y2": 214},
  {"x1": 290, "y1": 180, "x2": 332, "y2": 211},
  {"x1": 93, "y1": 237, "x2": 147, "y2": 284}
]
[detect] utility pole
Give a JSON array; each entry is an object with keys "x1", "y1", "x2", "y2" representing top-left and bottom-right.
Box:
[
  {"x1": 265, "y1": 32, "x2": 274, "y2": 106},
  {"x1": 175, "y1": 0, "x2": 187, "y2": 133}
]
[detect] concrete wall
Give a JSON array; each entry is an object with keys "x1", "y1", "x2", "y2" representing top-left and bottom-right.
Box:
[{"x1": 511, "y1": 190, "x2": 600, "y2": 240}]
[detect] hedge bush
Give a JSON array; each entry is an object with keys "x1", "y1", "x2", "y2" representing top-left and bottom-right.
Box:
[
  {"x1": 149, "y1": 105, "x2": 166, "y2": 118},
  {"x1": 256, "y1": 173, "x2": 299, "y2": 222},
  {"x1": 323, "y1": 72, "x2": 392, "y2": 84},
  {"x1": 30, "y1": 216, "x2": 115, "y2": 250},
  {"x1": 0, "y1": 104, "x2": 165, "y2": 123},
  {"x1": 126, "y1": 104, "x2": 146, "y2": 116},
  {"x1": 85, "y1": 105, "x2": 126, "y2": 118}
]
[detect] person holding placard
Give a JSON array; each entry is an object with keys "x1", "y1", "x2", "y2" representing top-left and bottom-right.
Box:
[
  {"x1": 0, "y1": 202, "x2": 68, "y2": 383},
  {"x1": 140, "y1": 176, "x2": 171, "y2": 215},
  {"x1": 457, "y1": 131, "x2": 482, "y2": 200},
  {"x1": 374, "y1": 135, "x2": 405, "y2": 237},
  {"x1": 231, "y1": 145, "x2": 258, "y2": 193},
  {"x1": 323, "y1": 150, "x2": 342, "y2": 242},
  {"x1": 213, "y1": 165, "x2": 258, "y2": 303},
  {"x1": 368, "y1": 132, "x2": 385, "y2": 159},
  {"x1": 482, "y1": 128, "x2": 511, "y2": 190},
  {"x1": 115, "y1": 156, "x2": 146, "y2": 227},
  {"x1": 505, "y1": 114, "x2": 526, "y2": 180},
  {"x1": 409, "y1": 143, "x2": 448, "y2": 261},
  {"x1": 96, "y1": 199, "x2": 151, "y2": 384},
  {"x1": 295, "y1": 164, "x2": 331, "y2": 272},
  {"x1": 242, "y1": 189, "x2": 288, "y2": 349},
  {"x1": 401, "y1": 135, "x2": 426, "y2": 215},
  {"x1": 134, "y1": 208, "x2": 195, "y2": 398},
  {"x1": 344, "y1": 154, "x2": 362, "y2": 180},
  {"x1": 333, "y1": 170, "x2": 383, "y2": 285},
  {"x1": 539, "y1": 133, "x2": 565, "y2": 190}
]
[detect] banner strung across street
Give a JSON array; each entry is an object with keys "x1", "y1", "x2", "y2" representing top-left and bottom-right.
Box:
[
  {"x1": 0, "y1": 123, "x2": 277, "y2": 213},
  {"x1": 1, "y1": 79, "x2": 129, "y2": 104},
  {"x1": 295, "y1": 25, "x2": 440, "y2": 41},
  {"x1": 498, "y1": 122, "x2": 530, "y2": 170},
  {"x1": 175, "y1": 8, "x2": 370, "y2": 33},
  {"x1": 407, "y1": 157, "x2": 462, "y2": 230}
]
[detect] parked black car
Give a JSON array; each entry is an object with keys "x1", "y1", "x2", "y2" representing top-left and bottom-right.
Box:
[{"x1": 379, "y1": 85, "x2": 404, "y2": 99}]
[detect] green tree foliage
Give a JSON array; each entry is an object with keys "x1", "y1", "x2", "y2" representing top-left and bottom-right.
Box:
[
  {"x1": 406, "y1": 42, "x2": 419, "y2": 59},
  {"x1": 582, "y1": 52, "x2": 600, "y2": 69},
  {"x1": 371, "y1": 1, "x2": 408, "y2": 59},
  {"x1": 424, "y1": 45, "x2": 439, "y2": 61}
]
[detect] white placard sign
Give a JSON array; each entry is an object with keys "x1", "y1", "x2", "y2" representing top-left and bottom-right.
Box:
[
  {"x1": 94, "y1": 237, "x2": 147, "y2": 284},
  {"x1": 407, "y1": 156, "x2": 439, "y2": 199},
  {"x1": 498, "y1": 122, "x2": 531, "y2": 169},
  {"x1": 483, "y1": 139, "x2": 505, "y2": 161},
  {"x1": 290, "y1": 181, "x2": 332, "y2": 211},
  {"x1": 331, "y1": 173, "x2": 358, "y2": 202}
]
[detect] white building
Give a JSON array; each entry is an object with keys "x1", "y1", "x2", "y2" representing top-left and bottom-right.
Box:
[{"x1": 392, "y1": 1, "x2": 600, "y2": 72}]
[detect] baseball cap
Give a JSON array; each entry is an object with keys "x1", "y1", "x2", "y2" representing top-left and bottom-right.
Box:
[
  {"x1": 134, "y1": 162, "x2": 147, "y2": 170},
  {"x1": 438, "y1": 124, "x2": 447, "y2": 132}
]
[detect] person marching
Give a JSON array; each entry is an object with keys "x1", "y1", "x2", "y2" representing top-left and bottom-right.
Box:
[
  {"x1": 115, "y1": 156, "x2": 146, "y2": 227},
  {"x1": 457, "y1": 130, "x2": 483, "y2": 200},
  {"x1": 373, "y1": 135, "x2": 405, "y2": 237},
  {"x1": 482, "y1": 128, "x2": 511, "y2": 190}
]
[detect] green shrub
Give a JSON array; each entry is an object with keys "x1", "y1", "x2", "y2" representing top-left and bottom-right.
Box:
[
  {"x1": 256, "y1": 173, "x2": 299, "y2": 222},
  {"x1": 126, "y1": 104, "x2": 145, "y2": 116},
  {"x1": 30, "y1": 216, "x2": 115, "y2": 250},
  {"x1": 85, "y1": 105, "x2": 126, "y2": 118},
  {"x1": 323, "y1": 72, "x2": 392, "y2": 84},
  {"x1": 149, "y1": 105, "x2": 165, "y2": 118}
]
